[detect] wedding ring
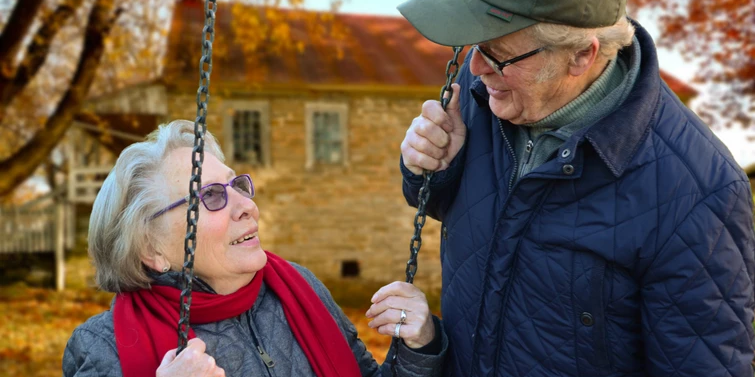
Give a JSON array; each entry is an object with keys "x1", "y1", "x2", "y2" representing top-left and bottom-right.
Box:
[
  {"x1": 394, "y1": 322, "x2": 402, "y2": 338},
  {"x1": 399, "y1": 309, "x2": 407, "y2": 324}
]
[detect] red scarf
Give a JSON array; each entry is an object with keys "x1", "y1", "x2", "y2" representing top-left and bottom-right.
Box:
[{"x1": 113, "y1": 251, "x2": 361, "y2": 377}]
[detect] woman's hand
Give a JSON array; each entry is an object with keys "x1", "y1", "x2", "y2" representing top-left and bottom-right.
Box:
[
  {"x1": 365, "y1": 281, "x2": 435, "y2": 349},
  {"x1": 157, "y1": 338, "x2": 226, "y2": 377}
]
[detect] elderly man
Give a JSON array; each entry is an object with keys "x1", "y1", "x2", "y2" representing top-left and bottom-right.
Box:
[{"x1": 398, "y1": 0, "x2": 755, "y2": 376}]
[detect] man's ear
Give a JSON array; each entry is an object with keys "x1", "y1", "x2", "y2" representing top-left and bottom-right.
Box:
[{"x1": 568, "y1": 36, "x2": 600, "y2": 77}]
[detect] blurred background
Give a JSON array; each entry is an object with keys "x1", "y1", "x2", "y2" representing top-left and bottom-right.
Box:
[{"x1": 0, "y1": 0, "x2": 752, "y2": 375}]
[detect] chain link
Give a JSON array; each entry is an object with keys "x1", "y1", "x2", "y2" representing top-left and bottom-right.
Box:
[
  {"x1": 390, "y1": 46, "x2": 463, "y2": 375},
  {"x1": 439, "y1": 47, "x2": 463, "y2": 111},
  {"x1": 177, "y1": 0, "x2": 216, "y2": 355}
]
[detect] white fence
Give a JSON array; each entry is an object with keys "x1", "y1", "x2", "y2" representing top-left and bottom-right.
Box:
[
  {"x1": 0, "y1": 205, "x2": 55, "y2": 254},
  {"x1": 0, "y1": 196, "x2": 74, "y2": 291},
  {"x1": 68, "y1": 166, "x2": 112, "y2": 204}
]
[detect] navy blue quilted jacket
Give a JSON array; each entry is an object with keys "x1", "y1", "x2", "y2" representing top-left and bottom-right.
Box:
[{"x1": 401, "y1": 22, "x2": 755, "y2": 377}]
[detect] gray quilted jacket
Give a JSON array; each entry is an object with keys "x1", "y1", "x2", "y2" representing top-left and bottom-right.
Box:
[{"x1": 63, "y1": 263, "x2": 447, "y2": 376}]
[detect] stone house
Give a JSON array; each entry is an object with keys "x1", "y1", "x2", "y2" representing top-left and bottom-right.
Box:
[{"x1": 75, "y1": 0, "x2": 699, "y2": 292}]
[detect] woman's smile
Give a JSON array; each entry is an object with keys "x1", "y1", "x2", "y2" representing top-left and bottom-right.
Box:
[{"x1": 230, "y1": 234, "x2": 260, "y2": 248}]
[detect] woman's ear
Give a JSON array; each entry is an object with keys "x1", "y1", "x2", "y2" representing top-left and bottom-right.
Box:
[
  {"x1": 568, "y1": 36, "x2": 600, "y2": 77},
  {"x1": 141, "y1": 250, "x2": 169, "y2": 273}
]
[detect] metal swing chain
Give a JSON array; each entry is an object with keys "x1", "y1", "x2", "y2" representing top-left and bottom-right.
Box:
[
  {"x1": 177, "y1": 0, "x2": 217, "y2": 354},
  {"x1": 390, "y1": 45, "x2": 463, "y2": 374}
]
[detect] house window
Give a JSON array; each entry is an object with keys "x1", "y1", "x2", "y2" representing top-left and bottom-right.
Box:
[
  {"x1": 341, "y1": 260, "x2": 360, "y2": 278},
  {"x1": 232, "y1": 110, "x2": 263, "y2": 164},
  {"x1": 313, "y1": 111, "x2": 343, "y2": 164},
  {"x1": 305, "y1": 103, "x2": 348, "y2": 169},
  {"x1": 223, "y1": 101, "x2": 270, "y2": 166}
]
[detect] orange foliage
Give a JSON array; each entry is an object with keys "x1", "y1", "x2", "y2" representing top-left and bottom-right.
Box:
[
  {"x1": 0, "y1": 285, "x2": 113, "y2": 377},
  {"x1": 227, "y1": 1, "x2": 349, "y2": 81},
  {"x1": 630, "y1": 0, "x2": 754, "y2": 127}
]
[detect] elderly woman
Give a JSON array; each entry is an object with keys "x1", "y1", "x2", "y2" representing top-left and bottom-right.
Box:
[
  {"x1": 398, "y1": 0, "x2": 755, "y2": 376},
  {"x1": 63, "y1": 120, "x2": 446, "y2": 377}
]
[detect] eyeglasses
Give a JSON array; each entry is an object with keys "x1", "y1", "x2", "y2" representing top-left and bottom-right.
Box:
[
  {"x1": 473, "y1": 44, "x2": 547, "y2": 77},
  {"x1": 151, "y1": 174, "x2": 255, "y2": 220}
]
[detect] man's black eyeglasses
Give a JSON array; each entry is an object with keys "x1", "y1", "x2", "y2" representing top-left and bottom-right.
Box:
[{"x1": 473, "y1": 44, "x2": 547, "y2": 77}]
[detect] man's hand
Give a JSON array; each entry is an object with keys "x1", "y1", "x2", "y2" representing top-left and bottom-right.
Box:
[{"x1": 401, "y1": 83, "x2": 466, "y2": 175}]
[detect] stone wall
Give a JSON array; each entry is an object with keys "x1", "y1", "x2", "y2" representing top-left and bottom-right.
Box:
[{"x1": 166, "y1": 90, "x2": 444, "y2": 292}]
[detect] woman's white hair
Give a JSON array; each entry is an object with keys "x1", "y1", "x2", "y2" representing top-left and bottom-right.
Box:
[
  {"x1": 88, "y1": 120, "x2": 224, "y2": 292},
  {"x1": 528, "y1": 17, "x2": 636, "y2": 82}
]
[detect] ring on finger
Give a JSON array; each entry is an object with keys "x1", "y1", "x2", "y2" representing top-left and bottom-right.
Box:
[
  {"x1": 394, "y1": 322, "x2": 402, "y2": 338},
  {"x1": 399, "y1": 309, "x2": 407, "y2": 325}
]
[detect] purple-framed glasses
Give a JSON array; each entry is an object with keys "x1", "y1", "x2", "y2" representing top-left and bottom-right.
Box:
[{"x1": 150, "y1": 174, "x2": 255, "y2": 220}]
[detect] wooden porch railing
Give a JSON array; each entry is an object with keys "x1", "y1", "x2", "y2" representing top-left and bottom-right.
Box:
[{"x1": 0, "y1": 193, "x2": 74, "y2": 291}]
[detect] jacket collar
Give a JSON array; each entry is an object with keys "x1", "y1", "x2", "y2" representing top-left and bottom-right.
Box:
[
  {"x1": 582, "y1": 20, "x2": 660, "y2": 177},
  {"x1": 148, "y1": 268, "x2": 217, "y2": 294},
  {"x1": 470, "y1": 19, "x2": 661, "y2": 178}
]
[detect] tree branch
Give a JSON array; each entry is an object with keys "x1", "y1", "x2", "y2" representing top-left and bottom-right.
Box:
[
  {"x1": 0, "y1": 0, "x2": 120, "y2": 198},
  {"x1": 0, "y1": 0, "x2": 86, "y2": 109},
  {"x1": 0, "y1": 0, "x2": 45, "y2": 77}
]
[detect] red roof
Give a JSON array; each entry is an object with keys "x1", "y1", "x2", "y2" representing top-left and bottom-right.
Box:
[
  {"x1": 165, "y1": 2, "x2": 469, "y2": 89},
  {"x1": 659, "y1": 71, "x2": 698, "y2": 98},
  {"x1": 164, "y1": 0, "x2": 696, "y2": 98}
]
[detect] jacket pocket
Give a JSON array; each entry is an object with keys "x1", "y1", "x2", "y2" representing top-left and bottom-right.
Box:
[
  {"x1": 439, "y1": 224, "x2": 451, "y2": 300},
  {"x1": 587, "y1": 259, "x2": 610, "y2": 368},
  {"x1": 440, "y1": 224, "x2": 448, "y2": 263}
]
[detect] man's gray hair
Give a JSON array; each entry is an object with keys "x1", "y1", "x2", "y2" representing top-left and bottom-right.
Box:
[
  {"x1": 88, "y1": 120, "x2": 225, "y2": 293},
  {"x1": 530, "y1": 17, "x2": 635, "y2": 60},
  {"x1": 530, "y1": 17, "x2": 635, "y2": 82}
]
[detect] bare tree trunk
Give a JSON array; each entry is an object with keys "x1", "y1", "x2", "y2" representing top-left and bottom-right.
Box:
[
  {"x1": 0, "y1": 0, "x2": 45, "y2": 73},
  {"x1": 0, "y1": 0, "x2": 86, "y2": 120},
  {"x1": 0, "y1": 0, "x2": 120, "y2": 198}
]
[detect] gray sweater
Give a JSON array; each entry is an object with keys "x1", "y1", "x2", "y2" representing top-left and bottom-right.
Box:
[
  {"x1": 63, "y1": 263, "x2": 447, "y2": 377},
  {"x1": 513, "y1": 37, "x2": 641, "y2": 180}
]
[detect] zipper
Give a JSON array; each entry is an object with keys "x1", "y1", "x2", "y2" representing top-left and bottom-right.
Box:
[
  {"x1": 257, "y1": 345, "x2": 276, "y2": 368},
  {"x1": 472, "y1": 117, "x2": 521, "y2": 376},
  {"x1": 497, "y1": 117, "x2": 518, "y2": 193},
  {"x1": 243, "y1": 314, "x2": 276, "y2": 374},
  {"x1": 525, "y1": 139, "x2": 534, "y2": 153},
  {"x1": 521, "y1": 139, "x2": 534, "y2": 179}
]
